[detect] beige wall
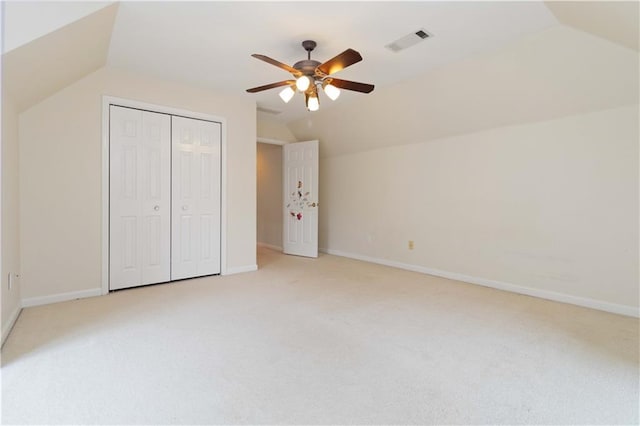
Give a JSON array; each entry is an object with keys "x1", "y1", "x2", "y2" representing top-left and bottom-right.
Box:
[
  {"x1": 285, "y1": 25, "x2": 639, "y2": 315},
  {"x1": 257, "y1": 116, "x2": 297, "y2": 142},
  {"x1": 317, "y1": 105, "x2": 638, "y2": 312},
  {"x1": 19, "y1": 67, "x2": 256, "y2": 302},
  {"x1": 1, "y1": 91, "x2": 22, "y2": 342},
  {"x1": 257, "y1": 143, "x2": 283, "y2": 249}
]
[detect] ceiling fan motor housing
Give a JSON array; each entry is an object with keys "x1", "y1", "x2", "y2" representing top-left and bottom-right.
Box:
[{"x1": 293, "y1": 59, "x2": 322, "y2": 76}]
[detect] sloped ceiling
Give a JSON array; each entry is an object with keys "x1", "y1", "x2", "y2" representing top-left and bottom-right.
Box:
[
  {"x1": 1, "y1": 1, "x2": 638, "y2": 121},
  {"x1": 287, "y1": 24, "x2": 639, "y2": 157},
  {"x1": 2, "y1": 1, "x2": 114, "y2": 53},
  {"x1": 2, "y1": 3, "x2": 118, "y2": 112},
  {"x1": 546, "y1": 0, "x2": 639, "y2": 51},
  {"x1": 105, "y1": 1, "x2": 558, "y2": 123}
]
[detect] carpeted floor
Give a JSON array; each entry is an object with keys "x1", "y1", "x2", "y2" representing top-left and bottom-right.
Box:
[{"x1": 2, "y1": 247, "x2": 638, "y2": 425}]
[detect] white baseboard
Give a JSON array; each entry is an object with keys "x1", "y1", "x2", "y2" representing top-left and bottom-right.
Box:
[
  {"x1": 320, "y1": 248, "x2": 639, "y2": 318},
  {"x1": 21, "y1": 288, "x2": 103, "y2": 308},
  {"x1": 19, "y1": 264, "x2": 260, "y2": 307},
  {"x1": 224, "y1": 264, "x2": 258, "y2": 275},
  {"x1": 1, "y1": 305, "x2": 22, "y2": 346},
  {"x1": 257, "y1": 242, "x2": 283, "y2": 252}
]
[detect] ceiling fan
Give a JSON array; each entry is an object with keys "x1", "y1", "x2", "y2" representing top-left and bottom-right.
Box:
[{"x1": 246, "y1": 40, "x2": 374, "y2": 112}]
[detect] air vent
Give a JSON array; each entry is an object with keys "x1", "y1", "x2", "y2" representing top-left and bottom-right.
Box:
[{"x1": 385, "y1": 28, "x2": 432, "y2": 52}]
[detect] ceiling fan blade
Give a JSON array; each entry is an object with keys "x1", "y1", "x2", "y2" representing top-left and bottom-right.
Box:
[
  {"x1": 251, "y1": 54, "x2": 301, "y2": 76},
  {"x1": 246, "y1": 80, "x2": 295, "y2": 93},
  {"x1": 316, "y1": 49, "x2": 362, "y2": 76},
  {"x1": 327, "y1": 78, "x2": 374, "y2": 94}
]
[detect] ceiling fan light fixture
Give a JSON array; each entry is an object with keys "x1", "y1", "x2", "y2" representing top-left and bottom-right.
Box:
[
  {"x1": 323, "y1": 82, "x2": 341, "y2": 101},
  {"x1": 247, "y1": 40, "x2": 374, "y2": 112},
  {"x1": 296, "y1": 75, "x2": 311, "y2": 91},
  {"x1": 279, "y1": 86, "x2": 295, "y2": 103},
  {"x1": 307, "y1": 94, "x2": 320, "y2": 112}
]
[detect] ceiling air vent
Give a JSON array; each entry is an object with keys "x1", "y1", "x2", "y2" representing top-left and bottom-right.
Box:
[{"x1": 385, "y1": 29, "x2": 432, "y2": 53}]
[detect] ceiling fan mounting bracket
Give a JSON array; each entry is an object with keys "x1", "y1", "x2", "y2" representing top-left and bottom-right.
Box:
[{"x1": 301, "y1": 40, "x2": 317, "y2": 55}]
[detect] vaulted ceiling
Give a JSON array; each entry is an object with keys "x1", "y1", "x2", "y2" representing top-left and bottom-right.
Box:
[{"x1": 2, "y1": 1, "x2": 638, "y2": 123}]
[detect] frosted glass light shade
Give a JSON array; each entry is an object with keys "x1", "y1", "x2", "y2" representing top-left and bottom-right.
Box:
[
  {"x1": 296, "y1": 76, "x2": 311, "y2": 91},
  {"x1": 307, "y1": 95, "x2": 319, "y2": 111},
  {"x1": 279, "y1": 86, "x2": 295, "y2": 103},
  {"x1": 323, "y1": 83, "x2": 341, "y2": 101}
]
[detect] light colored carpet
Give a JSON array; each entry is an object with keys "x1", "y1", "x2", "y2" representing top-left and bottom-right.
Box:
[{"x1": 2, "y1": 247, "x2": 638, "y2": 425}]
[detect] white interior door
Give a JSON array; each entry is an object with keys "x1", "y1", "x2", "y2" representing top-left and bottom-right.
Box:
[
  {"x1": 283, "y1": 140, "x2": 319, "y2": 258},
  {"x1": 109, "y1": 106, "x2": 171, "y2": 290},
  {"x1": 171, "y1": 116, "x2": 222, "y2": 280}
]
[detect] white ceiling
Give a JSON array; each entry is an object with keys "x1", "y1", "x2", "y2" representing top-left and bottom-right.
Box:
[
  {"x1": 3, "y1": 1, "x2": 638, "y2": 123},
  {"x1": 106, "y1": 1, "x2": 559, "y2": 123},
  {"x1": 545, "y1": 0, "x2": 639, "y2": 51},
  {"x1": 2, "y1": 1, "x2": 113, "y2": 53},
  {"x1": 2, "y1": 4, "x2": 118, "y2": 111}
]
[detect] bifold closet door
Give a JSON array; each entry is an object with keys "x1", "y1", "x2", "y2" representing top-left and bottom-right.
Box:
[
  {"x1": 171, "y1": 116, "x2": 222, "y2": 280},
  {"x1": 110, "y1": 106, "x2": 171, "y2": 290}
]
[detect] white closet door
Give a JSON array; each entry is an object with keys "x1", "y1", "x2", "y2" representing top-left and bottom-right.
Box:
[
  {"x1": 171, "y1": 116, "x2": 221, "y2": 280},
  {"x1": 110, "y1": 106, "x2": 171, "y2": 290}
]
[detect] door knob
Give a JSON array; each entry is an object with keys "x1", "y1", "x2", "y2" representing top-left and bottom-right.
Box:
[
  {"x1": 182, "y1": 205, "x2": 188, "y2": 211},
  {"x1": 153, "y1": 205, "x2": 160, "y2": 211}
]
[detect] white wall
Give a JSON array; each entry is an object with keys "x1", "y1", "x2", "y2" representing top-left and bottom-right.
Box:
[
  {"x1": 317, "y1": 105, "x2": 638, "y2": 314},
  {"x1": 19, "y1": 67, "x2": 256, "y2": 303},
  {"x1": 1, "y1": 90, "x2": 22, "y2": 342},
  {"x1": 257, "y1": 143, "x2": 283, "y2": 249}
]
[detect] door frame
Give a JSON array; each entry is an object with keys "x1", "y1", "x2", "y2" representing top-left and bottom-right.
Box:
[
  {"x1": 101, "y1": 96, "x2": 228, "y2": 295},
  {"x1": 257, "y1": 137, "x2": 287, "y2": 146}
]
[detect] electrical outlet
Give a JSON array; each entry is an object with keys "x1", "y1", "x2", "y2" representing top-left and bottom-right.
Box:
[{"x1": 408, "y1": 240, "x2": 414, "y2": 250}]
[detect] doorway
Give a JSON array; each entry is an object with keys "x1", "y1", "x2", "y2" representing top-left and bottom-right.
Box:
[
  {"x1": 256, "y1": 138, "x2": 319, "y2": 257},
  {"x1": 257, "y1": 141, "x2": 283, "y2": 251}
]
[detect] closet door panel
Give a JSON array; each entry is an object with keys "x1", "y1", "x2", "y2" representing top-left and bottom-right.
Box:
[
  {"x1": 139, "y1": 111, "x2": 172, "y2": 285},
  {"x1": 110, "y1": 106, "x2": 171, "y2": 290},
  {"x1": 171, "y1": 116, "x2": 221, "y2": 280},
  {"x1": 197, "y1": 123, "x2": 221, "y2": 276}
]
